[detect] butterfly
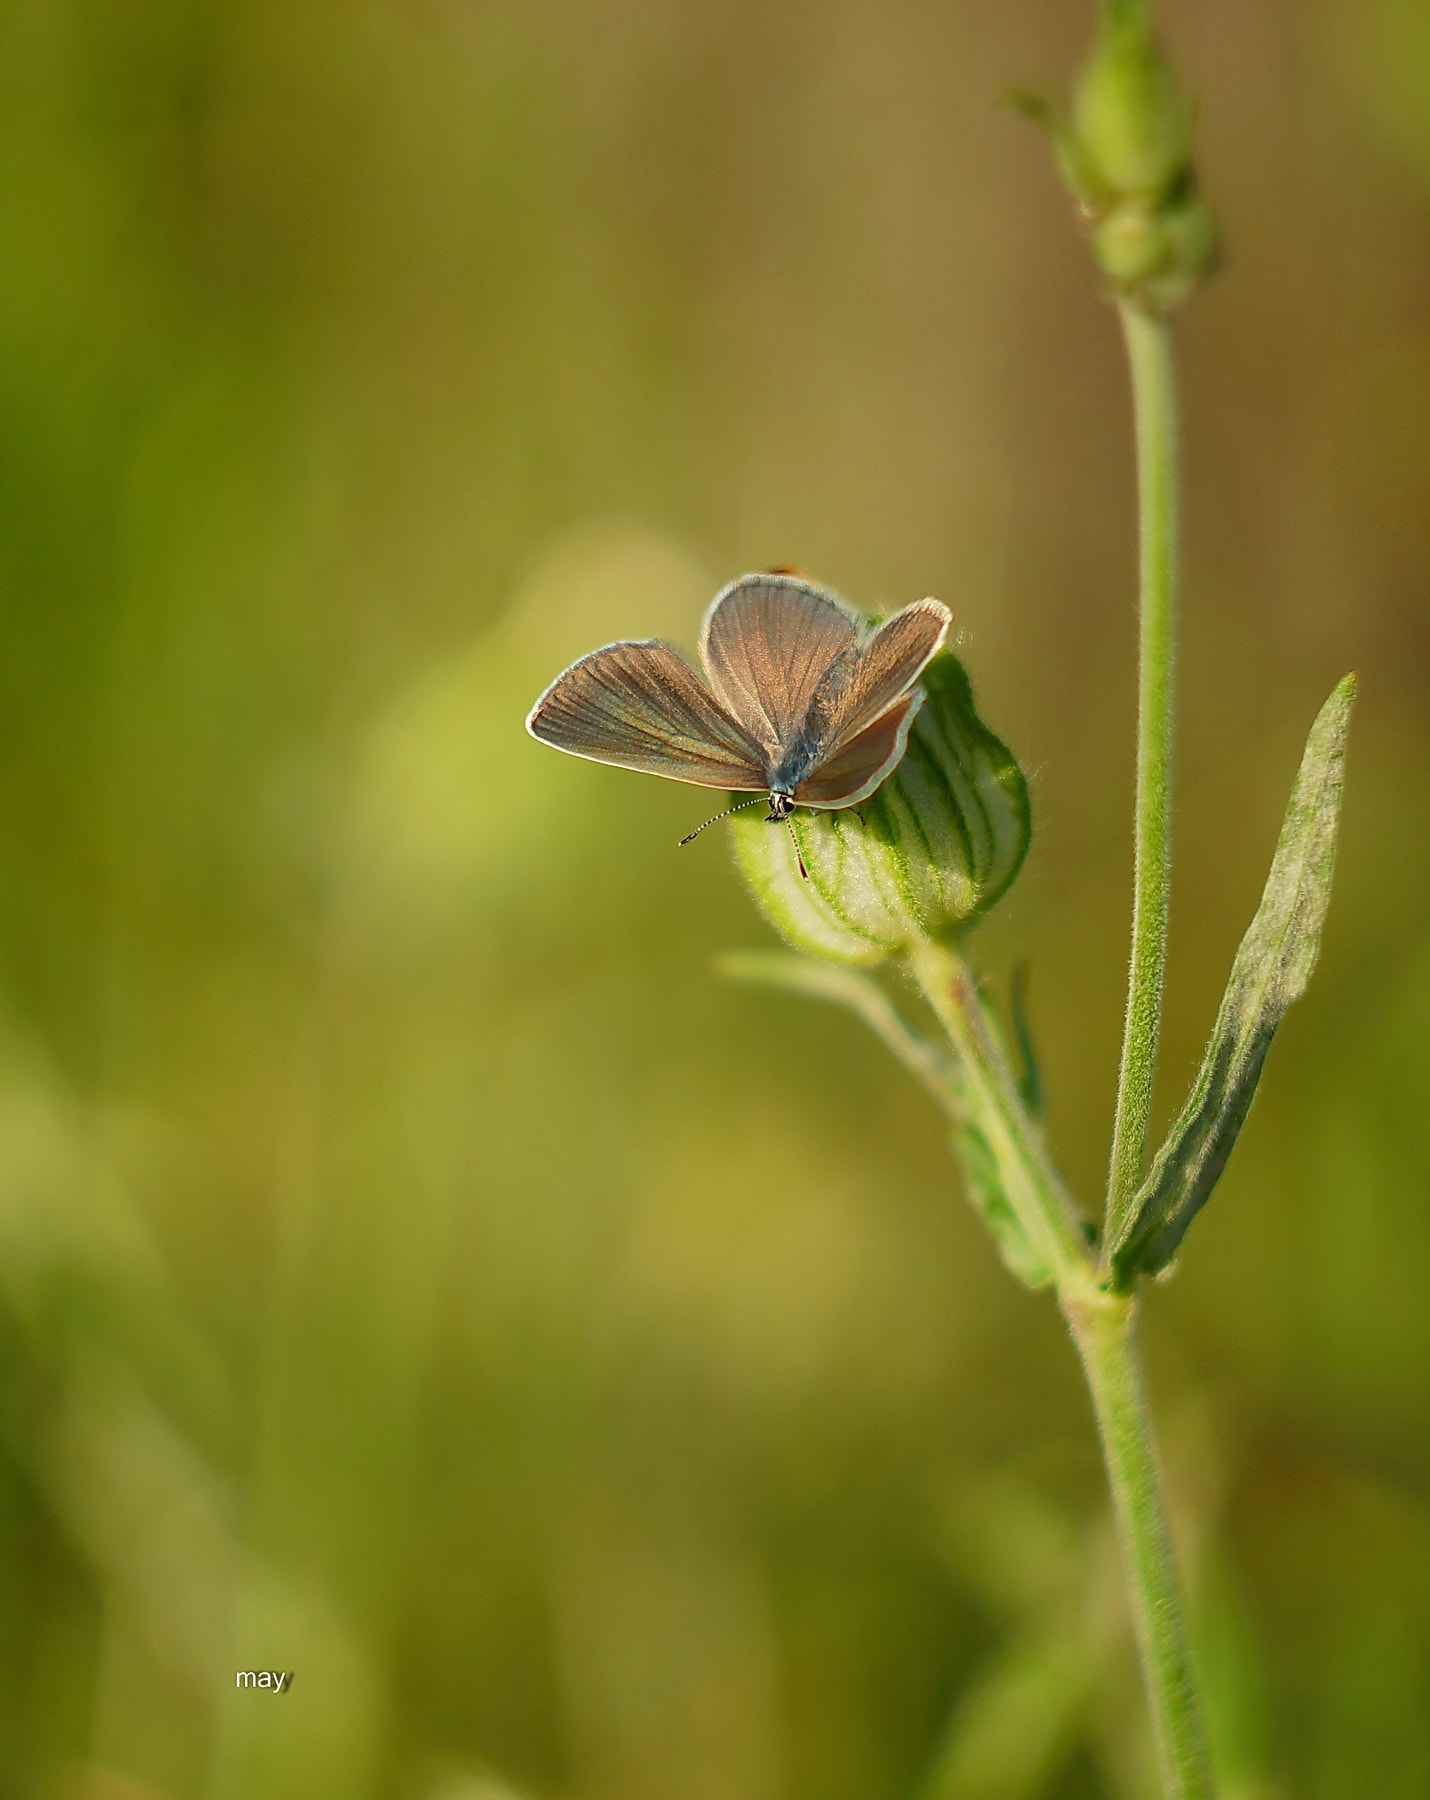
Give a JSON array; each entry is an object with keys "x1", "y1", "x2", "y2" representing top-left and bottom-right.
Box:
[{"x1": 525, "y1": 572, "x2": 951, "y2": 873}]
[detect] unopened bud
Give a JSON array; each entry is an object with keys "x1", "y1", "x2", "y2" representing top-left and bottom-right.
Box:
[
  {"x1": 1071, "y1": 4, "x2": 1192, "y2": 207},
  {"x1": 731, "y1": 652, "x2": 1030, "y2": 966},
  {"x1": 1023, "y1": 0, "x2": 1217, "y2": 313}
]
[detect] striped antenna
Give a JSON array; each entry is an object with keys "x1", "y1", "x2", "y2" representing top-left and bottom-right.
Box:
[{"x1": 678, "y1": 795, "x2": 766, "y2": 846}]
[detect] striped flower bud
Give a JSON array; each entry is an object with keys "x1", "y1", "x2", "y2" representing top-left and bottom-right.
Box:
[{"x1": 730, "y1": 651, "x2": 1030, "y2": 966}]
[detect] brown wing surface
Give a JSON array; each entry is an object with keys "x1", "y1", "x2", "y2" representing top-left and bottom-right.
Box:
[
  {"x1": 699, "y1": 574, "x2": 860, "y2": 755},
  {"x1": 526, "y1": 640, "x2": 768, "y2": 790},
  {"x1": 815, "y1": 599, "x2": 950, "y2": 752}
]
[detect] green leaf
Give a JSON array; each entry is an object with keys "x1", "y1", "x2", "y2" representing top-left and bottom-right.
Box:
[
  {"x1": 953, "y1": 1121, "x2": 1055, "y2": 1291},
  {"x1": 1009, "y1": 964, "x2": 1044, "y2": 1121},
  {"x1": 1108, "y1": 675, "x2": 1356, "y2": 1283}
]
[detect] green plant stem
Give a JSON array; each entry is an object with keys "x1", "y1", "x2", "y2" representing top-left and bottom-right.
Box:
[
  {"x1": 718, "y1": 950, "x2": 961, "y2": 1112},
  {"x1": 909, "y1": 940, "x2": 1090, "y2": 1283},
  {"x1": 1105, "y1": 302, "x2": 1179, "y2": 1261},
  {"x1": 909, "y1": 938, "x2": 1213, "y2": 1797},
  {"x1": 1063, "y1": 1288, "x2": 1215, "y2": 1800}
]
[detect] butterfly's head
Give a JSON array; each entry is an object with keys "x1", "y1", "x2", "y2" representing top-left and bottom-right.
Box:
[{"x1": 764, "y1": 791, "x2": 796, "y2": 824}]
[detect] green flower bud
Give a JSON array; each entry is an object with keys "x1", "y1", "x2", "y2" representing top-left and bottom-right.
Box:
[
  {"x1": 1071, "y1": 4, "x2": 1192, "y2": 207},
  {"x1": 1020, "y1": 1, "x2": 1218, "y2": 313},
  {"x1": 731, "y1": 652, "x2": 1030, "y2": 966}
]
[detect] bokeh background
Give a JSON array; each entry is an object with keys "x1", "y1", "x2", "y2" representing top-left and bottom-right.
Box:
[{"x1": 1, "y1": 1, "x2": 1427, "y2": 1796}]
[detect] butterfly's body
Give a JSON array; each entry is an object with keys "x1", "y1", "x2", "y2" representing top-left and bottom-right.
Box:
[
  {"x1": 526, "y1": 573, "x2": 951, "y2": 869},
  {"x1": 766, "y1": 723, "x2": 827, "y2": 795}
]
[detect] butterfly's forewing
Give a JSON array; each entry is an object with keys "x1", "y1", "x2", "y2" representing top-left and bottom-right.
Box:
[
  {"x1": 526, "y1": 640, "x2": 770, "y2": 791},
  {"x1": 814, "y1": 599, "x2": 951, "y2": 753},
  {"x1": 792, "y1": 689, "x2": 924, "y2": 808},
  {"x1": 699, "y1": 575, "x2": 860, "y2": 755}
]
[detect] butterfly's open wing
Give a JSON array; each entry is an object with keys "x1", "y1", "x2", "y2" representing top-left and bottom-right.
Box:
[
  {"x1": 526, "y1": 640, "x2": 769, "y2": 791},
  {"x1": 815, "y1": 599, "x2": 951, "y2": 751},
  {"x1": 699, "y1": 574, "x2": 861, "y2": 755},
  {"x1": 792, "y1": 690, "x2": 924, "y2": 808}
]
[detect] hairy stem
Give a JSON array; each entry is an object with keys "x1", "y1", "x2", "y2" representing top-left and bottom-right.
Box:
[
  {"x1": 909, "y1": 940, "x2": 1091, "y2": 1284},
  {"x1": 1105, "y1": 303, "x2": 1180, "y2": 1260},
  {"x1": 907, "y1": 939, "x2": 1214, "y2": 1795},
  {"x1": 1063, "y1": 1290, "x2": 1215, "y2": 1799}
]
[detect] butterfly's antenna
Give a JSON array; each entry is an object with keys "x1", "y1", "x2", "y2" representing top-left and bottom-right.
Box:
[
  {"x1": 786, "y1": 816, "x2": 809, "y2": 881},
  {"x1": 678, "y1": 795, "x2": 765, "y2": 846}
]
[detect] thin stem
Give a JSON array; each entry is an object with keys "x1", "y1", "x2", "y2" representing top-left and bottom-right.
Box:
[
  {"x1": 905, "y1": 938, "x2": 1213, "y2": 1795},
  {"x1": 1063, "y1": 1290, "x2": 1215, "y2": 1799},
  {"x1": 1105, "y1": 303, "x2": 1180, "y2": 1260},
  {"x1": 909, "y1": 940, "x2": 1091, "y2": 1284},
  {"x1": 719, "y1": 950, "x2": 961, "y2": 1113}
]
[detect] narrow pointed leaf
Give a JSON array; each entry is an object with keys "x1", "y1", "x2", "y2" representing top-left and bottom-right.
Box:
[
  {"x1": 952, "y1": 1121, "x2": 1055, "y2": 1291},
  {"x1": 1009, "y1": 964, "x2": 1044, "y2": 1121},
  {"x1": 1109, "y1": 675, "x2": 1355, "y2": 1283}
]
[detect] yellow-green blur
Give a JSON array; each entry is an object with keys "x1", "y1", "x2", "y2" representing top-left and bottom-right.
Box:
[{"x1": 0, "y1": 3, "x2": 1426, "y2": 1797}]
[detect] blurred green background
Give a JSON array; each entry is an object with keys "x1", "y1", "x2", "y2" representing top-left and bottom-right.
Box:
[{"x1": 1, "y1": 1, "x2": 1427, "y2": 1796}]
